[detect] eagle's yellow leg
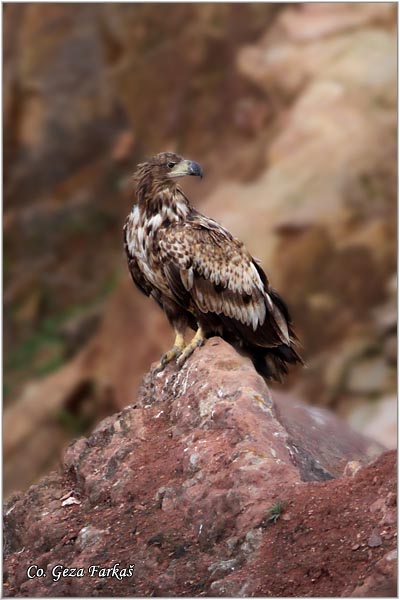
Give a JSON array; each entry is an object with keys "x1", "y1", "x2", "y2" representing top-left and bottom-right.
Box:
[
  {"x1": 154, "y1": 332, "x2": 186, "y2": 373},
  {"x1": 176, "y1": 327, "x2": 205, "y2": 368}
]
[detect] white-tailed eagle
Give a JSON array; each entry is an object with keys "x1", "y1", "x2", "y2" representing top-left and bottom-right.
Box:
[{"x1": 124, "y1": 152, "x2": 302, "y2": 381}]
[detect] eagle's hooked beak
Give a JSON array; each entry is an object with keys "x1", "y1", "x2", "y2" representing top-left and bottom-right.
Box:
[{"x1": 169, "y1": 159, "x2": 203, "y2": 179}]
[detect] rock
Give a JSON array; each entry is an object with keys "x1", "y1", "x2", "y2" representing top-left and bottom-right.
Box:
[
  {"x1": 383, "y1": 335, "x2": 397, "y2": 365},
  {"x1": 370, "y1": 497, "x2": 385, "y2": 513},
  {"x1": 4, "y1": 2, "x2": 276, "y2": 415},
  {"x1": 200, "y1": 3, "x2": 397, "y2": 416},
  {"x1": 4, "y1": 3, "x2": 397, "y2": 504},
  {"x1": 385, "y1": 549, "x2": 397, "y2": 562},
  {"x1": 323, "y1": 336, "x2": 372, "y2": 392},
  {"x1": 3, "y1": 350, "x2": 117, "y2": 498},
  {"x1": 347, "y1": 395, "x2": 397, "y2": 449},
  {"x1": 75, "y1": 526, "x2": 105, "y2": 551},
  {"x1": 343, "y1": 548, "x2": 397, "y2": 597},
  {"x1": 59, "y1": 307, "x2": 102, "y2": 358},
  {"x1": 380, "y1": 508, "x2": 397, "y2": 527},
  {"x1": 100, "y1": 4, "x2": 277, "y2": 157},
  {"x1": 347, "y1": 356, "x2": 391, "y2": 395},
  {"x1": 279, "y1": 4, "x2": 394, "y2": 42},
  {"x1": 368, "y1": 530, "x2": 383, "y2": 548},
  {"x1": 3, "y1": 277, "x2": 172, "y2": 498},
  {"x1": 344, "y1": 461, "x2": 363, "y2": 478},
  {"x1": 210, "y1": 578, "x2": 254, "y2": 597},
  {"x1": 208, "y1": 558, "x2": 239, "y2": 579},
  {"x1": 374, "y1": 304, "x2": 397, "y2": 333},
  {"x1": 385, "y1": 492, "x2": 397, "y2": 507},
  {"x1": 3, "y1": 339, "x2": 396, "y2": 597},
  {"x1": 273, "y1": 392, "x2": 383, "y2": 480},
  {"x1": 4, "y1": 5, "x2": 119, "y2": 190},
  {"x1": 110, "y1": 130, "x2": 135, "y2": 163},
  {"x1": 239, "y1": 5, "x2": 396, "y2": 100}
]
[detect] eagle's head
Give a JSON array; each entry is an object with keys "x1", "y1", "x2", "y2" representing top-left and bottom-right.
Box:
[{"x1": 134, "y1": 152, "x2": 203, "y2": 191}]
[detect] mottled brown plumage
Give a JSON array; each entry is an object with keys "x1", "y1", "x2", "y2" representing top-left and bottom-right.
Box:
[{"x1": 124, "y1": 152, "x2": 302, "y2": 381}]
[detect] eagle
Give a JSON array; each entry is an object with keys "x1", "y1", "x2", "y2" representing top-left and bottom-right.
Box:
[{"x1": 124, "y1": 152, "x2": 302, "y2": 381}]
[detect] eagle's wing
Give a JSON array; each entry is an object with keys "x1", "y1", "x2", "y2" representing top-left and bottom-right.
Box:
[
  {"x1": 159, "y1": 221, "x2": 289, "y2": 347},
  {"x1": 126, "y1": 253, "x2": 154, "y2": 297}
]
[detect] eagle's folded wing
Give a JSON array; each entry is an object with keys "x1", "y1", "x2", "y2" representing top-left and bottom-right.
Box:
[
  {"x1": 126, "y1": 253, "x2": 154, "y2": 297},
  {"x1": 159, "y1": 223, "x2": 289, "y2": 347}
]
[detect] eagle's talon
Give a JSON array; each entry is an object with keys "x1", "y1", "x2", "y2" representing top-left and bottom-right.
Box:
[
  {"x1": 176, "y1": 352, "x2": 191, "y2": 368},
  {"x1": 153, "y1": 360, "x2": 167, "y2": 375},
  {"x1": 153, "y1": 333, "x2": 186, "y2": 373},
  {"x1": 176, "y1": 327, "x2": 205, "y2": 368}
]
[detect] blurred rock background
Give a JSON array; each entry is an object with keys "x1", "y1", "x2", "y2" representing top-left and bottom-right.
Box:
[{"x1": 3, "y1": 3, "x2": 397, "y2": 497}]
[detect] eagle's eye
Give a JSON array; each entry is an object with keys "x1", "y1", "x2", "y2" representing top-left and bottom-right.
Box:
[{"x1": 167, "y1": 162, "x2": 176, "y2": 169}]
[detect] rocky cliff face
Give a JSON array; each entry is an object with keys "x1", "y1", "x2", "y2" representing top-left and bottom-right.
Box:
[
  {"x1": 4, "y1": 340, "x2": 396, "y2": 597},
  {"x1": 4, "y1": 3, "x2": 397, "y2": 498}
]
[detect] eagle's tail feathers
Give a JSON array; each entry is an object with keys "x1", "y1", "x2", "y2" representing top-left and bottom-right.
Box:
[{"x1": 249, "y1": 343, "x2": 303, "y2": 383}]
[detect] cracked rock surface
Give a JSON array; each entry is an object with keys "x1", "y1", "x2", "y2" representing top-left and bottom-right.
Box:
[{"x1": 3, "y1": 339, "x2": 396, "y2": 597}]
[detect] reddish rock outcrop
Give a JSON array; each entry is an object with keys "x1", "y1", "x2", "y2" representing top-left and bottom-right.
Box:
[
  {"x1": 4, "y1": 3, "x2": 397, "y2": 498},
  {"x1": 4, "y1": 340, "x2": 396, "y2": 597}
]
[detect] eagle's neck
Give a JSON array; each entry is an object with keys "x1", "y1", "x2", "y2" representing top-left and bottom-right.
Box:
[{"x1": 139, "y1": 183, "x2": 191, "y2": 224}]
